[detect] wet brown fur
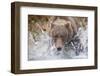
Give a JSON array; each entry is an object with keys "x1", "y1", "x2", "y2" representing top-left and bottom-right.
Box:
[{"x1": 50, "y1": 16, "x2": 79, "y2": 49}]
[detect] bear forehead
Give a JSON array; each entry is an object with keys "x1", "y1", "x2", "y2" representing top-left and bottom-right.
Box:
[
  {"x1": 53, "y1": 18, "x2": 68, "y2": 26},
  {"x1": 52, "y1": 26, "x2": 68, "y2": 35}
]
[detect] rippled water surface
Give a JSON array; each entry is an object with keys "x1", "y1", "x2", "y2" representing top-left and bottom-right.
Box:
[{"x1": 28, "y1": 27, "x2": 88, "y2": 60}]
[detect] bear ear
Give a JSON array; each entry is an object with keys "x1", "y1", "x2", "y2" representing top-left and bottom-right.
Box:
[{"x1": 65, "y1": 21, "x2": 71, "y2": 28}]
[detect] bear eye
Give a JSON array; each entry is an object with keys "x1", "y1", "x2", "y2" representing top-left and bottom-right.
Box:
[
  {"x1": 54, "y1": 35, "x2": 58, "y2": 38},
  {"x1": 43, "y1": 29, "x2": 46, "y2": 31}
]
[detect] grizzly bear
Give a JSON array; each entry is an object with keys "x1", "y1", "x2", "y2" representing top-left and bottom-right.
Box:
[{"x1": 50, "y1": 16, "x2": 79, "y2": 51}]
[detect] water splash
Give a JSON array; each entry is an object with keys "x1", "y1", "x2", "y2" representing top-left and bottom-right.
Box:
[{"x1": 28, "y1": 27, "x2": 88, "y2": 60}]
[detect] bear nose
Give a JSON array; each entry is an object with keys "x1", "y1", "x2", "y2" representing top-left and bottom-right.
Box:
[{"x1": 57, "y1": 47, "x2": 62, "y2": 51}]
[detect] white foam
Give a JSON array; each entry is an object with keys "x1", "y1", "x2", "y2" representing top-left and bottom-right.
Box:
[{"x1": 28, "y1": 27, "x2": 88, "y2": 60}]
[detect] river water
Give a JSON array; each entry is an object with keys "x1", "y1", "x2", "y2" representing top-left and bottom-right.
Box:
[{"x1": 28, "y1": 27, "x2": 88, "y2": 60}]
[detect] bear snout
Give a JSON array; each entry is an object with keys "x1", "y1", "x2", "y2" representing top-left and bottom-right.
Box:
[{"x1": 55, "y1": 38, "x2": 64, "y2": 51}]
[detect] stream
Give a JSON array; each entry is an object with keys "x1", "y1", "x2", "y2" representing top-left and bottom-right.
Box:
[{"x1": 28, "y1": 27, "x2": 88, "y2": 60}]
